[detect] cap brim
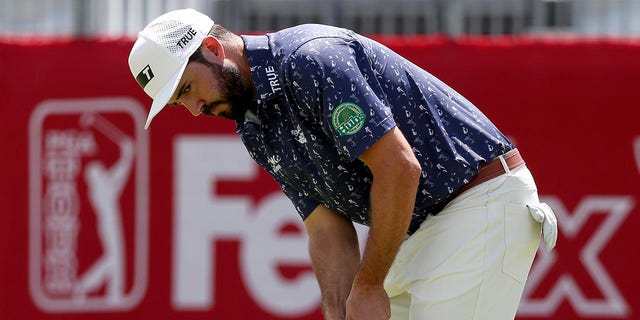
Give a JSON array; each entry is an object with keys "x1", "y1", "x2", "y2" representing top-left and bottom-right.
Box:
[{"x1": 144, "y1": 60, "x2": 189, "y2": 129}]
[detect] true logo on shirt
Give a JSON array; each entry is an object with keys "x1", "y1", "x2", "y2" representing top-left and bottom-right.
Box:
[
  {"x1": 331, "y1": 102, "x2": 366, "y2": 136},
  {"x1": 264, "y1": 66, "x2": 282, "y2": 93}
]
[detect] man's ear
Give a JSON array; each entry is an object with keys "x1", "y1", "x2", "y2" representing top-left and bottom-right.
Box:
[{"x1": 201, "y1": 36, "x2": 225, "y2": 61}]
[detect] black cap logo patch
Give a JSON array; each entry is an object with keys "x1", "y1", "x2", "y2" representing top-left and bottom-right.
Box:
[{"x1": 135, "y1": 65, "x2": 154, "y2": 89}]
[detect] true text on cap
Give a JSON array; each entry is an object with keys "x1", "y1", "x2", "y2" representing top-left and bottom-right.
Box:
[{"x1": 177, "y1": 27, "x2": 198, "y2": 49}]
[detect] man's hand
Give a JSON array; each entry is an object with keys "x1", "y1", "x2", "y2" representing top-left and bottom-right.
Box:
[{"x1": 346, "y1": 283, "x2": 390, "y2": 320}]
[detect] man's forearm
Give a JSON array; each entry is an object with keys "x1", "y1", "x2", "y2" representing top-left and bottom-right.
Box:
[
  {"x1": 345, "y1": 153, "x2": 420, "y2": 320},
  {"x1": 354, "y1": 163, "x2": 420, "y2": 287},
  {"x1": 311, "y1": 238, "x2": 360, "y2": 319},
  {"x1": 353, "y1": 127, "x2": 422, "y2": 288},
  {"x1": 305, "y1": 205, "x2": 361, "y2": 320}
]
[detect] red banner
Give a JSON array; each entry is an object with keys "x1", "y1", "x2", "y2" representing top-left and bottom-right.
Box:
[{"x1": 1, "y1": 36, "x2": 639, "y2": 319}]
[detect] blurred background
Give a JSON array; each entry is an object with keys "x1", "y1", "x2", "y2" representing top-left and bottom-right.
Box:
[
  {"x1": 2, "y1": 0, "x2": 640, "y2": 38},
  {"x1": 1, "y1": 1, "x2": 639, "y2": 320}
]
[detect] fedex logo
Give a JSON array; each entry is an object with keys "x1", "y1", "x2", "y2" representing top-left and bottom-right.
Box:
[
  {"x1": 28, "y1": 98, "x2": 149, "y2": 312},
  {"x1": 173, "y1": 136, "x2": 638, "y2": 319}
]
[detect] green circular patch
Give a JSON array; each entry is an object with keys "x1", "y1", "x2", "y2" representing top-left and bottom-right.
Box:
[{"x1": 331, "y1": 102, "x2": 366, "y2": 136}]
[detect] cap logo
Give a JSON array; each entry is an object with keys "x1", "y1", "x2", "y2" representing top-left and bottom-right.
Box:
[
  {"x1": 135, "y1": 65, "x2": 154, "y2": 89},
  {"x1": 177, "y1": 27, "x2": 198, "y2": 49}
]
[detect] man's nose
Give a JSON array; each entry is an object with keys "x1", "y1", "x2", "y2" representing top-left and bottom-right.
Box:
[{"x1": 183, "y1": 98, "x2": 203, "y2": 116}]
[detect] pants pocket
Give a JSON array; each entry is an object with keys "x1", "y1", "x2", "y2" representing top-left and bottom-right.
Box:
[{"x1": 502, "y1": 203, "x2": 542, "y2": 282}]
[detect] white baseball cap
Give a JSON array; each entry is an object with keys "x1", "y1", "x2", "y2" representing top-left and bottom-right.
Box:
[{"x1": 128, "y1": 9, "x2": 215, "y2": 129}]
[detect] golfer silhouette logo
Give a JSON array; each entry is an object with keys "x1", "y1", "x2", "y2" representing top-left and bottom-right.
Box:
[
  {"x1": 29, "y1": 98, "x2": 149, "y2": 312},
  {"x1": 73, "y1": 114, "x2": 134, "y2": 304}
]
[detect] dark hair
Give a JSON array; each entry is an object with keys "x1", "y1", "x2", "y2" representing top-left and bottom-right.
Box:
[
  {"x1": 188, "y1": 24, "x2": 234, "y2": 63},
  {"x1": 210, "y1": 24, "x2": 234, "y2": 41}
]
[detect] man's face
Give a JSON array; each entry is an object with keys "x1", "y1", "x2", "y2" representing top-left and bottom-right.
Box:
[{"x1": 168, "y1": 53, "x2": 254, "y2": 121}]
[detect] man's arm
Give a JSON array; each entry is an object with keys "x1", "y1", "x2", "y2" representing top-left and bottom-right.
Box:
[
  {"x1": 349, "y1": 126, "x2": 422, "y2": 320},
  {"x1": 304, "y1": 204, "x2": 361, "y2": 320}
]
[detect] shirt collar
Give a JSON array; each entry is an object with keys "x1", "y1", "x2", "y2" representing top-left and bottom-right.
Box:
[{"x1": 241, "y1": 34, "x2": 285, "y2": 107}]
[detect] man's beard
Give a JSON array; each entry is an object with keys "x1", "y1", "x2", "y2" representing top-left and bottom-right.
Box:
[{"x1": 200, "y1": 60, "x2": 254, "y2": 121}]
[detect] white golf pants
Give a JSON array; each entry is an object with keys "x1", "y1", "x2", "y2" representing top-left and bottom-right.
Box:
[{"x1": 385, "y1": 165, "x2": 542, "y2": 320}]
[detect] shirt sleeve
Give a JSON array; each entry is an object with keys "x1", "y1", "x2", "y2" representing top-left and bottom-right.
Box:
[
  {"x1": 285, "y1": 36, "x2": 396, "y2": 161},
  {"x1": 273, "y1": 173, "x2": 320, "y2": 220}
]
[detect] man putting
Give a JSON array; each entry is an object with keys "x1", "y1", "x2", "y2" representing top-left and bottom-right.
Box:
[{"x1": 128, "y1": 9, "x2": 557, "y2": 320}]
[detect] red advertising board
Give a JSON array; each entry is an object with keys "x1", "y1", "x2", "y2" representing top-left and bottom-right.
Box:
[{"x1": 1, "y1": 35, "x2": 639, "y2": 319}]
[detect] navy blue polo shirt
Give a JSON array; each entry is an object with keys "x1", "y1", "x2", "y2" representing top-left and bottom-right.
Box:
[{"x1": 239, "y1": 25, "x2": 512, "y2": 234}]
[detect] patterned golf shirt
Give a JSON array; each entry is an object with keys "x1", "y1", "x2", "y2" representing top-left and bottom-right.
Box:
[{"x1": 238, "y1": 25, "x2": 513, "y2": 234}]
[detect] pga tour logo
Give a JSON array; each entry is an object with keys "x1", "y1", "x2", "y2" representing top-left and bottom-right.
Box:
[{"x1": 28, "y1": 98, "x2": 149, "y2": 312}]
